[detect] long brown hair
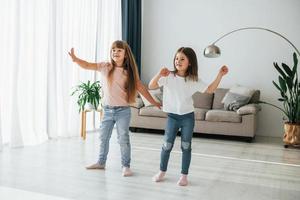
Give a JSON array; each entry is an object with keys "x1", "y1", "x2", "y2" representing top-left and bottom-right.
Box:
[
  {"x1": 173, "y1": 47, "x2": 198, "y2": 81},
  {"x1": 108, "y1": 40, "x2": 139, "y2": 103}
]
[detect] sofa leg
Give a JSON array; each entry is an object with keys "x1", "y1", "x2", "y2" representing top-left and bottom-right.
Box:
[{"x1": 245, "y1": 137, "x2": 253, "y2": 143}]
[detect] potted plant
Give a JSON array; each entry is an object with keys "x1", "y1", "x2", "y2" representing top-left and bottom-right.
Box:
[
  {"x1": 71, "y1": 80, "x2": 101, "y2": 112},
  {"x1": 259, "y1": 52, "x2": 300, "y2": 147}
]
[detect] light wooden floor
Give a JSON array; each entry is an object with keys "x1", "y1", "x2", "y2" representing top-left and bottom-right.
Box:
[{"x1": 0, "y1": 130, "x2": 300, "y2": 200}]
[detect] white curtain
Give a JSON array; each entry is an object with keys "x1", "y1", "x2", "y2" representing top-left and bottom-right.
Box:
[
  {"x1": 0, "y1": 0, "x2": 121, "y2": 149},
  {"x1": 0, "y1": 108, "x2": 2, "y2": 151}
]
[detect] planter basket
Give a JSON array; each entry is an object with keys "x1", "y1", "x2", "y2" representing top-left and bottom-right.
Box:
[{"x1": 283, "y1": 123, "x2": 300, "y2": 146}]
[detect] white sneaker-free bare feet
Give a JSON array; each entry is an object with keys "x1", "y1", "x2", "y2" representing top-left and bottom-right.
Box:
[
  {"x1": 177, "y1": 174, "x2": 188, "y2": 186},
  {"x1": 122, "y1": 167, "x2": 133, "y2": 177},
  {"x1": 152, "y1": 171, "x2": 166, "y2": 182},
  {"x1": 86, "y1": 163, "x2": 105, "y2": 170}
]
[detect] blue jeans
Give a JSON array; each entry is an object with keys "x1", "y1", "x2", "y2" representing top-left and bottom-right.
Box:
[
  {"x1": 160, "y1": 112, "x2": 195, "y2": 175},
  {"x1": 98, "y1": 106, "x2": 131, "y2": 167}
]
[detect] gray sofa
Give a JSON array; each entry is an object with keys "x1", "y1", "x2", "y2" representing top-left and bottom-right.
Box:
[{"x1": 130, "y1": 88, "x2": 261, "y2": 141}]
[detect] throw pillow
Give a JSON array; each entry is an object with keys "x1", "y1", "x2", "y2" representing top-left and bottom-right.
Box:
[
  {"x1": 139, "y1": 88, "x2": 162, "y2": 107},
  {"x1": 192, "y1": 92, "x2": 213, "y2": 109},
  {"x1": 222, "y1": 85, "x2": 255, "y2": 111}
]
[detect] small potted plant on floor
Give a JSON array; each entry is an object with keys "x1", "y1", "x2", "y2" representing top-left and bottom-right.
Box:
[
  {"x1": 260, "y1": 52, "x2": 300, "y2": 147},
  {"x1": 71, "y1": 80, "x2": 101, "y2": 112}
]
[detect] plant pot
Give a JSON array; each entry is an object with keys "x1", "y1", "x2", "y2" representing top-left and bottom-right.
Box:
[{"x1": 283, "y1": 123, "x2": 300, "y2": 146}]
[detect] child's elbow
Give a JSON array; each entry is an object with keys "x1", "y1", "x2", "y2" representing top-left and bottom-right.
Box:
[{"x1": 148, "y1": 83, "x2": 155, "y2": 90}]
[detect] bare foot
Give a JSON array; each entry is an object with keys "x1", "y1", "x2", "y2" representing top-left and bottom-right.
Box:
[
  {"x1": 122, "y1": 167, "x2": 133, "y2": 177},
  {"x1": 86, "y1": 163, "x2": 105, "y2": 170},
  {"x1": 152, "y1": 171, "x2": 166, "y2": 182},
  {"x1": 177, "y1": 174, "x2": 188, "y2": 186}
]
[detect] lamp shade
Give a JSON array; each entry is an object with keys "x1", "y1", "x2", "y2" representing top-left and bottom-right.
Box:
[
  {"x1": 203, "y1": 27, "x2": 300, "y2": 58},
  {"x1": 203, "y1": 44, "x2": 221, "y2": 58}
]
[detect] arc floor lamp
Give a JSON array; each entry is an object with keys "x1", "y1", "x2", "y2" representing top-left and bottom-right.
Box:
[
  {"x1": 203, "y1": 27, "x2": 300, "y2": 57},
  {"x1": 203, "y1": 27, "x2": 300, "y2": 147}
]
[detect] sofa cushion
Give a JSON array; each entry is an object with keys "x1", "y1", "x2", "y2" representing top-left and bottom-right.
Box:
[
  {"x1": 249, "y1": 90, "x2": 260, "y2": 103},
  {"x1": 194, "y1": 108, "x2": 209, "y2": 120},
  {"x1": 205, "y1": 110, "x2": 241, "y2": 123},
  {"x1": 212, "y1": 88, "x2": 228, "y2": 109},
  {"x1": 139, "y1": 106, "x2": 167, "y2": 118},
  {"x1": 192, "y1": 92, "x2": 213, "y2": 109}
]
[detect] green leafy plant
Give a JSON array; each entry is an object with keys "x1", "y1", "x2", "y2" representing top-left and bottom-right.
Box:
[
  {"x1": 259, "y1": 52, "x2": 300, "y2": 124},
  {"x1": 71, "y1": 80, "x2": 101, "y2": 112}
]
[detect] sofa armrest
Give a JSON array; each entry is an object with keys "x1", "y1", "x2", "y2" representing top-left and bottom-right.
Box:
[
  {"x1": 130, "y1": 97, "x2": 144, "y2": 109},
  {"x1": 236, "y1": 104, "x2": 261, "y2": 115}
]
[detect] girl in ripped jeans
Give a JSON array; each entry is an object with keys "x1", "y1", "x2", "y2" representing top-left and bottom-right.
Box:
[{"x1": 149, "y1": 47, "x2": 228, "y2": 186}]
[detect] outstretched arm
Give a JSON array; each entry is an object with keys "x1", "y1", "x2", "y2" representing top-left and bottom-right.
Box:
[
  {"x1": 148, "y1": 67, "x2": 170, "y2": 89},
  {"x1": 137, "y1": 80, "x2": 161, "y2": 109},
  {"x1": 205, "y1": 65, "x2": 229, "y2": 93},
  {"x1": 68, "y1": 48, "x2": 98, "y2": 71}
]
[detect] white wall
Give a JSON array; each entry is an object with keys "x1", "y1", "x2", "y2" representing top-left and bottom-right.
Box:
[{"x1": 141, "y1": 0, "x2": 300, "y2": 137}]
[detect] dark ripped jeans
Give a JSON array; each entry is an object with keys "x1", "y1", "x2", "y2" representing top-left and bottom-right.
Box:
[{"x1": 160, "y1": 112, "x2": 194, "y2": 175}]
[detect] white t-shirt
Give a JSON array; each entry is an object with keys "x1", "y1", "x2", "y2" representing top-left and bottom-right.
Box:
[{"x1": 158, "y1": 73, "x2": 207, "y2": 115}]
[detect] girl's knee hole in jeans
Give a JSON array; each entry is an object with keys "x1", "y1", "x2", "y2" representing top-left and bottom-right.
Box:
[
  {"x1": 181, "y1": 141, "x2": 191, "y2": 150},
  {"x1": 117, "y1": 136, "x2": 130, "y2": 144},
  {"x1": 162, "y1": 142, "x2": 173, "y2": 151}
]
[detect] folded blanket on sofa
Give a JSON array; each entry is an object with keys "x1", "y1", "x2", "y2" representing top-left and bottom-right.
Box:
[
  {"x1": 222, "y1": 85, "x2": 255, "y2": 111},
  {"x1": 223, "y1": 92, "x2": 250, "y2": 111}
]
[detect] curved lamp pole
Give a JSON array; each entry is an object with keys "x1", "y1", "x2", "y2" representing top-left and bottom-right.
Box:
[{"x1": 203, "y1": 27, "x2": 300, "y2": 58}]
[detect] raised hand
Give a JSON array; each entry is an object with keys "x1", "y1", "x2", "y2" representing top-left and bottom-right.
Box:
[
  {"x1": 219, "y1": 65, "x2": 229, "y2": 76},
  {"x1": 159, "y1": 67, "x2": 170, "y2": 77},
  {"x1": 68, "y1": 48, "x2": 77, "y2": 62}
]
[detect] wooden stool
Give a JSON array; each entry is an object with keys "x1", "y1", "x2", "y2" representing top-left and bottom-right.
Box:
[{"x1": 80, "y1": 108, "x2": 103, "y2": 140}]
